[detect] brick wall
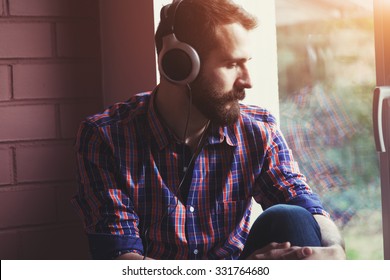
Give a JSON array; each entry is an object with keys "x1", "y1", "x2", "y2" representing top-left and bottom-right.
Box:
[{"x1": 0, "y1": 0, "x2": 103, "y2": 259}]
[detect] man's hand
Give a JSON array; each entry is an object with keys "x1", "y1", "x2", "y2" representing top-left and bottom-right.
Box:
[
  {"x1": 246, "y1": 242, "x2": 346, "y2": 260},
  {"x1": 302, "y1": 244, "x2": 346, "y2": 260},
  {"x1": 116, "y1": 252, "x2": 154, "y2": 260},
  {"x1": 246, "y1": 242, "x2": 314, "y2": 260}
]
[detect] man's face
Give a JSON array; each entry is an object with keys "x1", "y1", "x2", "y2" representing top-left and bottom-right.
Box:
[{"x1": 191, "y1": 23, "x2": 253, "y2": 126}]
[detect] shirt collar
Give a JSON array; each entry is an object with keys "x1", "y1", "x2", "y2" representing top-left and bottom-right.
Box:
[{"x1": 208, "y1": 121, "x2": 238, "y2": 147}]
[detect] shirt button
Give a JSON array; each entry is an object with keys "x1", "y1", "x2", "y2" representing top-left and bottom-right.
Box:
[
  {"x1": 189, "y1": 206, "x2": 195, "y2": 213},
  {"x1": 193, "y1": 249, "x2": 199, "y2": 255}
]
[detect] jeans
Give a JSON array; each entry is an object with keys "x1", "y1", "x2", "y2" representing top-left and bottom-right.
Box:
[{"x1": 239, "y1": 204, "x2": 322, "y2": 259}]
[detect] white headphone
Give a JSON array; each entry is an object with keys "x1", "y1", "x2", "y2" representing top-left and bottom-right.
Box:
[{"x1": 158, "y1": 0, "x2": 200, "y2": 85}]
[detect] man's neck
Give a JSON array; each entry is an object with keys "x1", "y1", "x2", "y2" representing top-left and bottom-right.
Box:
[{"x1": 155, "y1": 81, "x2": 209, "y2": 151}]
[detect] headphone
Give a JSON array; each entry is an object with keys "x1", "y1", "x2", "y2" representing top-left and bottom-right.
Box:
[{"x1": 158, "y1": 0, "x2": 200, "y2": 85}]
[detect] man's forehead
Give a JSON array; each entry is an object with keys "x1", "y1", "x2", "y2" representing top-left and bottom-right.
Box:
[
  {"x1": 214, "y1": 23, "x2": 251, "y2": 40},
  {"x1": 209, "y1": 23, "x2": 253, "y2": 60}
]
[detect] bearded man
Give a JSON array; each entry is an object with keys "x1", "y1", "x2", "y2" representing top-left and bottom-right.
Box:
[{"x1": 72, "y1": 0, "x2": 345, "y2": 260}]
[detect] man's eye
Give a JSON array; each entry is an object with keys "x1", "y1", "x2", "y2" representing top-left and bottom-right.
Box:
[{"x1": 227, "y1": 63, "x2": 238, "y2": 69}]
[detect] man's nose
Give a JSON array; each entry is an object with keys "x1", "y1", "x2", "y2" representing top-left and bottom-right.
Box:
[{"x1": 236, "y1": 67, "x2": 252, "y2": 89}]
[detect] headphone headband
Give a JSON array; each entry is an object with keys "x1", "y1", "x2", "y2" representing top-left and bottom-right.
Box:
[{"x1": 161, "y1": 0, "x2": 183, "y2": 32}]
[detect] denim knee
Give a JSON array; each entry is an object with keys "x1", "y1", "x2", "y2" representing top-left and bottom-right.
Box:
[
  {"x1": 259, "y1": 204, "x2": 316, "y2": 227},
  {"x1": 240, "y1": 204, "x2": 322, "y2": 259},
  {"x1": 252, "y1": 204, "x2": 322, "y2": 247}
]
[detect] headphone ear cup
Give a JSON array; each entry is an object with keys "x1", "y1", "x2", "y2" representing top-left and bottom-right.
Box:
[{"x1": 158, "y1": 33, "x2": 200, "y2": 85}]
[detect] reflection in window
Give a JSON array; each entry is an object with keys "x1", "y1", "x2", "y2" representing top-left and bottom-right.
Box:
[{"x1": 275, "y1": 0, "x2": 382, "y2": 259}]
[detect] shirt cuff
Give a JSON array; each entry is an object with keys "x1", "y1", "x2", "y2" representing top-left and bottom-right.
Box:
[
  {"x1": 87, "y1": 233, "x2": 144, "y2": 259},
  {"x1": 287, "y1": 194, "x2": 330, "y2": 217}
]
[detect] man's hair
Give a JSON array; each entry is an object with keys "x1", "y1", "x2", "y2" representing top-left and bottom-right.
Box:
[{"x1": 154, "y1": 0, "x2": 258, "y2": 61}]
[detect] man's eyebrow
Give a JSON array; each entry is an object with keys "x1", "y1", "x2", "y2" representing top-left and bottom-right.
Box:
[{"x1": 222, "y1": 57, "x2": 252, "y2": 63}]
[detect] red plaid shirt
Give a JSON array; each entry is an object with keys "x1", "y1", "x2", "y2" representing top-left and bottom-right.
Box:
[{"x1": 72, "y1": 89, "x2": 327, "y2": 259}]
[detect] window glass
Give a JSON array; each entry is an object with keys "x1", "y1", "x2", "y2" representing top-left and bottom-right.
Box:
[{"x1": 275, "y1": 0, "x2": 382, "y2": 259}]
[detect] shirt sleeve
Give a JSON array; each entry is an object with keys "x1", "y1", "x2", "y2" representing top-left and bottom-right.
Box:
[
  {"x1": 253, "y1": 121, "x2": 329, "y2": 217},
  {"x1": 71, "y1": 121, "x2": 144, "y2": 259}
]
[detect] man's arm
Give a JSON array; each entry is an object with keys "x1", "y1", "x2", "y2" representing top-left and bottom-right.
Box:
[
  {"x1": 306, "y1": 214, "x2": 346, "y2": 259},
  {"x1": 73, "y1": 121, "x2": 144, "y2": 259}
]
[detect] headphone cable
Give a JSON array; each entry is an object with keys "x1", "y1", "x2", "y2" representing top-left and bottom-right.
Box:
[{"x1": 143, "y1": 84, "x2": 209, "y2": 259}]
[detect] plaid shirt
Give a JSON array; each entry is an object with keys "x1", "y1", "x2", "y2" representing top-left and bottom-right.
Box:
[{"x1": 72, "y1": 90, "x2": 327, "y2": 260}]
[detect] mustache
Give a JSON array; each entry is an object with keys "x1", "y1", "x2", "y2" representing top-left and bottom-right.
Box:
[{"x1": 228, "y1": 89, "x2": 246, "y2": 102}]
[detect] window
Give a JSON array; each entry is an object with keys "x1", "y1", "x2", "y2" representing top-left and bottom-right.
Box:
[{"x1": 275, "y1": 0, "x2": 383, "y2": 259}]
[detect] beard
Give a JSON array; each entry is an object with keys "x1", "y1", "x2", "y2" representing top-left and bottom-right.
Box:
[{"x1": 190, "y1": 75, "x2": 246, "y2": 126}]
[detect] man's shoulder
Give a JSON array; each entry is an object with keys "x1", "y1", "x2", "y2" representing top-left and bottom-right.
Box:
[
  {"x1": 239, "y1": 103, "x2": 277, "y2": 125},
  {"x1": 84, "y1": 92, "x2": 152, "y2": 128}
]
